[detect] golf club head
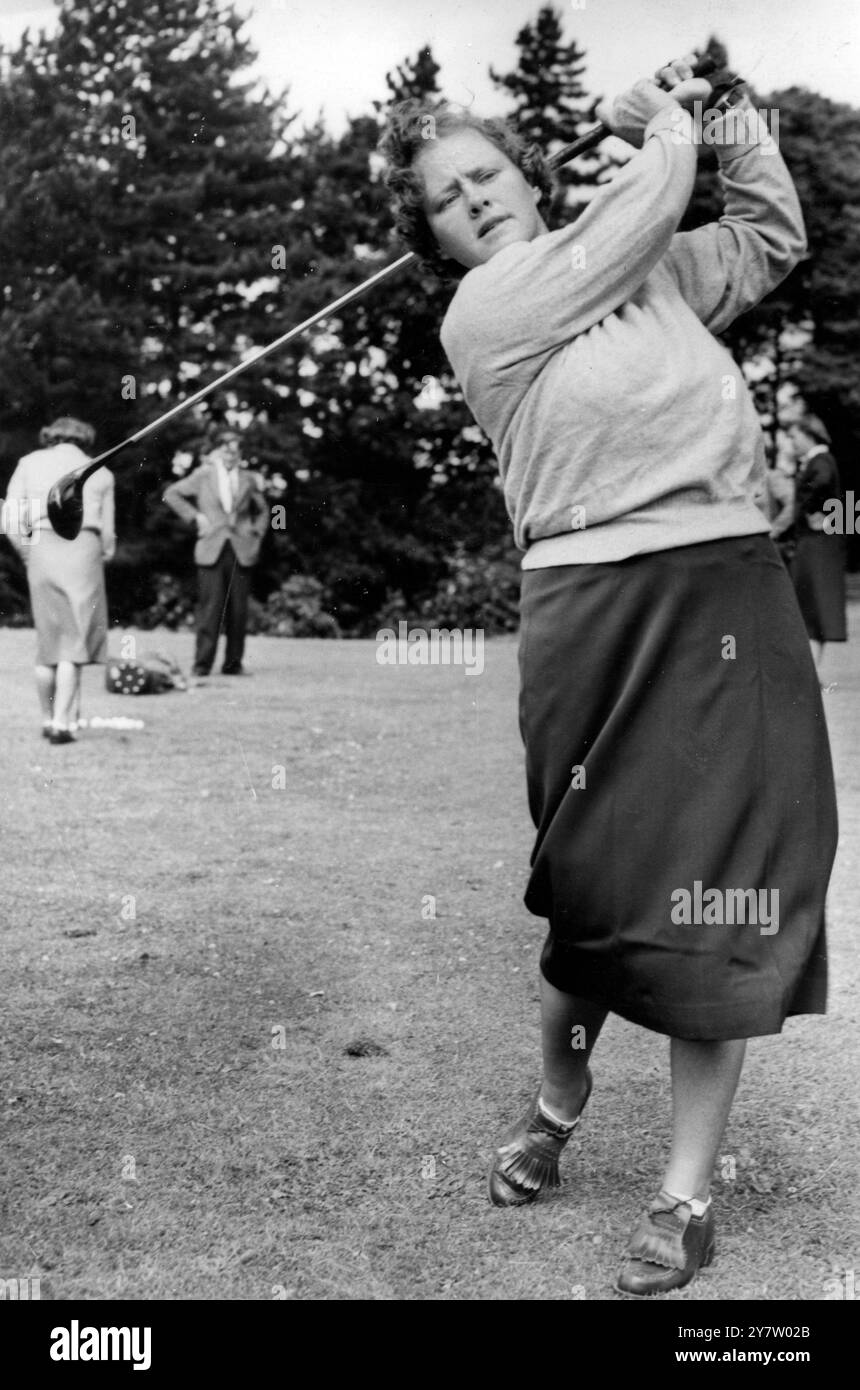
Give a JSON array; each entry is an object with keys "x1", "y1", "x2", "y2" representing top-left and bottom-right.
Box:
[{"x1": 47, "y1": 471, "x2": 85, "y2": 540}]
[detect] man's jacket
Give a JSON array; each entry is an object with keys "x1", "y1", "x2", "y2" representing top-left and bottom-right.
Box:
[{"x1": 163, "y1": 462, "x2": 268, "y2": 566}]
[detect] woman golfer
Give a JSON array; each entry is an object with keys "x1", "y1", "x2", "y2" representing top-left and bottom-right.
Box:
[{"x1": 381, "y1": 56, "x2": 837, "y2": 1296}]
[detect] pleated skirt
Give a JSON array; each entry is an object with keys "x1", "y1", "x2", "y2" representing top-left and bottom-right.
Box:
[
  {"x1": 518, "y1": 535, "x2": 838, "y2": 1041},
  {"x1": 26, "y1": 530, "x2": 108, "y2": 665}
]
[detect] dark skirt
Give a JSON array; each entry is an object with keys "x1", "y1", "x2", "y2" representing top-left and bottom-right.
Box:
[
  {"x1": 26, "y1": 529, "x2": 108, "y2": 665},
  {"x1": 789, "y1": 530, "x2": 847, "y2": 642},
  {"x1": 518, "y1": 535, "x2": 838, "y2": 1041}
]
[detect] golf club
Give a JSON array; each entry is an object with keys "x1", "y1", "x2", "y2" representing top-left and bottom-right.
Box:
[{"x1": 46, "y1": 53, "x2": 731, "y2": 540}]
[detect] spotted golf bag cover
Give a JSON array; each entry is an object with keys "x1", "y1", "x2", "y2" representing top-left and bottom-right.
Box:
[{"x1": 105, "y1": 651, "x2": 187, "y2": 695}]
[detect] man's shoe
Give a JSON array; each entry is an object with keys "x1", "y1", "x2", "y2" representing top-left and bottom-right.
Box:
[
  {"x1": 488, "y1": 1070, "x2": 592, "y2": 1207},
  {"x1": 221, "y1": 663, "x2": 247, "y2": 675},
  {"x1": 615, "y1": 1193, "x2": 715, "y2": 1297}
]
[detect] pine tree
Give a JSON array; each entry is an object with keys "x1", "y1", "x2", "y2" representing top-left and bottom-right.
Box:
[
  {"x1": 380, "y1": 45, "x2": 441, "y2": 107},
  {"x1": 0, "y1": 0, "x2": 304, "y2": 618},
  {"x1": 490, "y1": 3, "x2": 607, "y2": 221}
]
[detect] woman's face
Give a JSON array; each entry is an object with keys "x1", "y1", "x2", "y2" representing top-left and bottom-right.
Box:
[{"x1": 416, "y1": 127, "x2": 547, "y2": 271}]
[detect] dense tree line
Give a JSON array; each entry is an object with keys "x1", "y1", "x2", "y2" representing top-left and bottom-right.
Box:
[{"x1": 1, "y1": 3, "x2": 858, "y2": 637}]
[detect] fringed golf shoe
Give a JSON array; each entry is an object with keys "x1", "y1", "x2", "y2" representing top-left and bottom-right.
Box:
[
  {"x1": 615, "y1": 1192, "x2": 715, "y2": 1296},
  {"x1": 488, "y1": 1070, "x2": 592, "y2": 1207}
]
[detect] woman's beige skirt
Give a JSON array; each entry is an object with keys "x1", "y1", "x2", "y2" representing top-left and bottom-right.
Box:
[{"x1": 26, "y1": 530, "x2": 108, "y2": 664}]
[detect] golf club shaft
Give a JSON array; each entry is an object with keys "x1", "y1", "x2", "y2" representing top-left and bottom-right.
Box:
[
  {"x1": 64, "y1": 123, "x2": 621, "y2": 486},
  {"x1": 74, "y1": 122, "x2": 615, "y2": 481},
  {"x1": 82, "y1": 251, "x2": 417, "y2": 474}
]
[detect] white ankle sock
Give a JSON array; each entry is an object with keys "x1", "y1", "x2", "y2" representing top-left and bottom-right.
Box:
[
  {"x1": 664, "y1": 1190, "x2": 711, "y2": 1218},
  {"x1": 537, "y1": 1096, "x2": 579, "y2": 1128}
]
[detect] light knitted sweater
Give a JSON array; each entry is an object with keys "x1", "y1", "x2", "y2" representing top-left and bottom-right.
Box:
[
  {"x1": 440, "y1": 104, "x2": 806, "y2": 565},
  {"x1": 4, "y1": 444, "x2": 116, "y2": 559}
]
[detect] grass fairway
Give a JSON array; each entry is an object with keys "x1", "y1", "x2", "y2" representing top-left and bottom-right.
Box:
[{"x1": 1, "y1": 622, "x2": 858, "y2": 1301}]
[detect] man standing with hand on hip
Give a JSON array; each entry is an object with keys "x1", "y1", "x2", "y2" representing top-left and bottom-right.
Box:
[{"x1": 164, "y1": 426, "x2": 268, "y2": 677}]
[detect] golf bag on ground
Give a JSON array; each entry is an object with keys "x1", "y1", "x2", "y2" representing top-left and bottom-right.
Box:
[{"x1": 105, "y1": 651, "x2": 188, "y2": 695}]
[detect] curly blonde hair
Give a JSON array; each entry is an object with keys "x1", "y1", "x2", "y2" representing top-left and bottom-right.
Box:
[{"x1": 378, "y1": 98, "x2": 555, "y2": 280}]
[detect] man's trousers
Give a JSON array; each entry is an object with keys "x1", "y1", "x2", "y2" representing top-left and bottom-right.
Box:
[{"x1": 194, "y1": 541, "x2": 251, "y2": 674}]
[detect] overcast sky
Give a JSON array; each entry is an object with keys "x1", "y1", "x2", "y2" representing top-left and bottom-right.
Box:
[{"x1": 1, "y1": 0, "x2": 857, "y2": 129}]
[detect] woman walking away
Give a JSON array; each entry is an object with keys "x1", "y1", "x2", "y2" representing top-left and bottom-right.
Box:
[
  {"x1": 4, "y1": 417, "x2": 115, "y2": 743},
  {"x1": 380, "y1": 54, "x2": 838, "y2": 1296},
  {"x1": 786, "y1": 412, "x2": 847, "y2": 676}
]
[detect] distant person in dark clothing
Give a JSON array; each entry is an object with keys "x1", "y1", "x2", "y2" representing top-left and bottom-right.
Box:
[
  {"x1": 786, "y1": 414, "x2": 847, "y2": 669},
  {"x1": 163, "y1": 428, "x2": 267, "y2": 677}
]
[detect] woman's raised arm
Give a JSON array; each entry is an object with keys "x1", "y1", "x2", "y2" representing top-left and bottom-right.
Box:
[
  {"x1": 442, "y1": 104, "x2": 698, "y2": 377},
  {"x1": 663, "y1": 101, "x2": 806, "y2": 333}
]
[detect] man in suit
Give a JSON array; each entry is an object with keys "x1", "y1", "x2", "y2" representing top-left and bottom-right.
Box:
[{"x1": 163, "y1": 427, "x2": 268, "y2": 676}]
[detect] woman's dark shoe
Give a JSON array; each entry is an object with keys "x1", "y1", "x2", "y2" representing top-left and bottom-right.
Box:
[
  {"x1": 49, "y1": 728, "x2": 76, "y2": 745},
  {"x1": 488, "y1": 1070, "x2": 592, "y2": 1207},
  {"x1": 615, "y1": 1193, "x2": 715, "y2": 1297}
]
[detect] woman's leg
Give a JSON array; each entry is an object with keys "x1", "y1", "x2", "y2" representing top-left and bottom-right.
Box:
[
  {"x1": 488, "y1": 974, "x2": 606, "y2": 1206},
  {"x1": 53, "y1": 661, "x2": 82, "y2": 730},
  {"x1": 35, "y1": 664, "x2": 56, "y2": 725},
  {"x1": 615, "y1": 1037, "x2": 744, "y2": 1295},
  {"x1": 539, "y1": 974, "x2": 607, "y2": 1121},
  {"x1": 661, "y1": 1037, "x2": 747, "y2": 1199}
]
